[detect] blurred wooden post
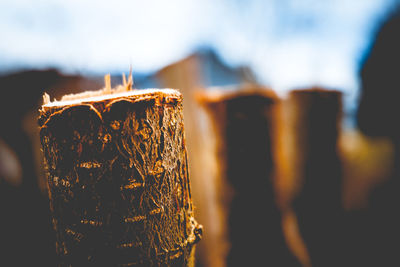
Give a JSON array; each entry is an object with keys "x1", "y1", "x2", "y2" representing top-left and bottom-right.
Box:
[
  {"x1": 198, "y1": 87, "x2": 301, "y2": 267},
  {"x1": 288, "y1": 88, "x2": 343, "y2": 267},
  {"x1": 39, "y1": 87, "x2": 202, "y2": 266}
]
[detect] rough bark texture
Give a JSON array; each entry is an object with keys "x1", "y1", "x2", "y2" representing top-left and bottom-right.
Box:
[
  {"x1": 288, "y1": 88, "x2": 343, "y2": 267},
  {"x1": 38, "y1": 89, "x2": 202, "y2": 267},
  {"x1": 198, "y1": 88, "x2": 301, "y2": 267}
]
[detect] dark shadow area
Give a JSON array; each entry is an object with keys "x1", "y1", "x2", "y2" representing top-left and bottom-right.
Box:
[{"x1": 356, "y1": 6, "x2": 400, "y2": 267}]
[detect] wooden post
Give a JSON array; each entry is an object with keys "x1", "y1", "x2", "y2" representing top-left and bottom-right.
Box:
[
  {"x1": 288, "y1": 88, "x2": 343, "y2": 267},
  {"x1": 198, "y1": 87, "x2": 301, "y2": 267},
  {"x1": 38, "y1": 85, "x2": 202, "y2": 266}
]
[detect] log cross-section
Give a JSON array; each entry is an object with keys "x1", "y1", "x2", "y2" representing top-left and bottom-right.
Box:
[{"x1": 39, "y1": 89, "x2": 202, "y2": 267}]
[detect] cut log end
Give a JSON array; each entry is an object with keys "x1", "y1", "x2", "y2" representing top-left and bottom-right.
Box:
[
  {"x1": 42, "y1": 88, "x2": 181, "y2": 108},
  {"x1": 196, "y1": 85, "x2": 278, "y2": 106},
  {"x1": 289, "y1": 87, "x2": 342, "y2": 99}
]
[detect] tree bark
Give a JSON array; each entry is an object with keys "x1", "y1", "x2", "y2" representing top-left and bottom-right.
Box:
[{"x1": 38, "y1": 89, "x2": 202, "y2": 267}]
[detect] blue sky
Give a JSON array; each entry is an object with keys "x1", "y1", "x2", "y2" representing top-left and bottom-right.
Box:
[{"x1": 0, "y1": 0, "x2": 398, "y2": 107}]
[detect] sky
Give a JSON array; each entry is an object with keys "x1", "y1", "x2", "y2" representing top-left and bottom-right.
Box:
[{"x1": 0, "y1": 0, "x2": 398, "y2": 110}]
